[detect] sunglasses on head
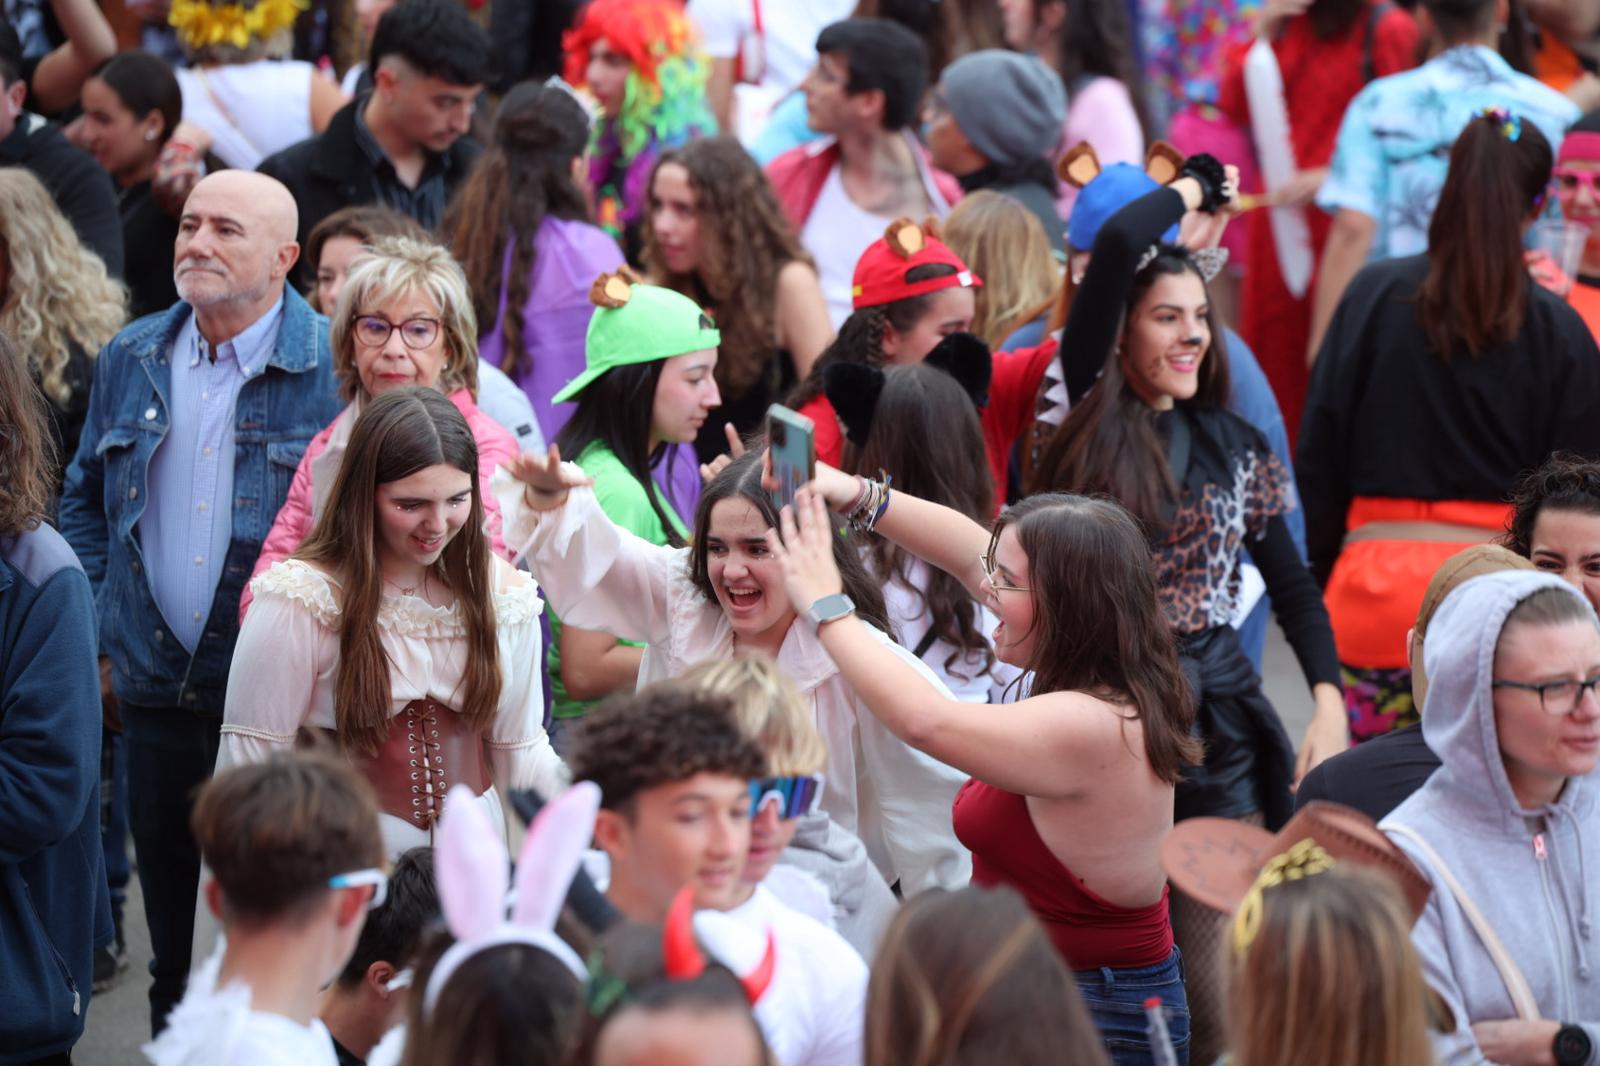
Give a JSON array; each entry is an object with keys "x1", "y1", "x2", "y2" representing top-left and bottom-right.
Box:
[
  {"x1": 748, "y1": 773, "x2": 826, "y2": 820},
  {"x1": 328, "y1": 867, "x2": 389, "y2": 910}
]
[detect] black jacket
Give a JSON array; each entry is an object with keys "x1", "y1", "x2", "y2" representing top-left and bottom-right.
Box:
[
  {"x1": 257, "y1": 98, "x2": 482, "y2": 271},
  {"x1": 0, "y1": 113, "x2": 123, "y2": 277}
]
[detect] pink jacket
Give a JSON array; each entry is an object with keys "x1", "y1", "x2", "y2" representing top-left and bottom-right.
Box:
[
  {"x1": 240, "y1": 388, "x2": 518, "y2": 619},
  {"x1": 766, "y1": 133, "x2": 963, "y2": 233}
]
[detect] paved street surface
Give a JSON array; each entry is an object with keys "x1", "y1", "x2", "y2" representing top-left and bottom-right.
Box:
[{"x1": 74, "y1": 624, "x2": 1319, "y2": 1063}]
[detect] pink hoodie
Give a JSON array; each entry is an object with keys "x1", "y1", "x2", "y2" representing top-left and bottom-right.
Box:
[{"x1": 239, "y1": 388, "x2": 517, "y2": 619}]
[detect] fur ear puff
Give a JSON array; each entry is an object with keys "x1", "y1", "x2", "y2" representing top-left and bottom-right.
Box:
[
  {"x1": 589, "y1": 265, "x2": 642, "y2": 308},
  {"x1": 921, "y1": 215, "x2": 943, "y2": 242},
  {"x1": 823, "y1": 362, "x2": 886, "y2": 447},
  {"x1": 883, "y1": 217, "x2": 926, "y2": 259},
  {"x1": 923, "y1": 332, "x2": 993, "y2": 409},
  {"x1": 1145, "y1": 141, "x2": 1187, "y2": 186},
  {"x1": 1058, "y1": 142, "x2": 1102, "y2": 188},
  {"x1": 436, "y1": 785, "x2": 511, "y2": 942}
]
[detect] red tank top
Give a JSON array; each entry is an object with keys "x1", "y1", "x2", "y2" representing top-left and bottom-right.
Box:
[{"x1": 952, "y1": 778, "x2": 1173, "y2": 970}]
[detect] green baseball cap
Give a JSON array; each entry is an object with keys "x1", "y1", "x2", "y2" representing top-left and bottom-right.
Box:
[{"x1": 552, "y1": 279, "x2": 722, "y2": 404}]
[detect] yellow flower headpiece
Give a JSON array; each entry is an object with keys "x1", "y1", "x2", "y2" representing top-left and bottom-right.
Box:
[
  {"x1": 1230, "y1": 838, "x2": 1335, "y2": 959},
  {"x1": 169, "y1": 0, "x2": 308, "y2": 52}
]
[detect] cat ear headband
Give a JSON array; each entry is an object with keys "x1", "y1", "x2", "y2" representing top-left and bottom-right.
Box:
[
  {"x1": 822, "y1": 332, "x2": 994, "y2": 447},
  {"x1": 425, "y1": 781, "x2": 602, "y2": 1016}
]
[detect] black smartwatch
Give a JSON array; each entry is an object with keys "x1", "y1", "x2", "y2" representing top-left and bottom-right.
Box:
[{"x1": 1554, "y1": 1023, "x2": 1592, "y2": 1066}]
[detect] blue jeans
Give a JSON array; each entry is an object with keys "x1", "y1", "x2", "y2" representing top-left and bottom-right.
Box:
[{"x1": 1075, "y1": 947, "x2": 1190, "y2": 1066}]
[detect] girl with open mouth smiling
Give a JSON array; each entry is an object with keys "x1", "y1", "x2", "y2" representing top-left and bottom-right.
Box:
[
  {"x1": 498, "y1": 448, "x2": 971, "y2": 899},
  {"x1": 1026, "y1": 152, "x2": 1348, "y2": 1063}
]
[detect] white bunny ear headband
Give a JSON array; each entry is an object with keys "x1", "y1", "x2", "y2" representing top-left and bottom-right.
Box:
[{"x1": 425, "y1": 782, "x2": 601, "y2": 1016}]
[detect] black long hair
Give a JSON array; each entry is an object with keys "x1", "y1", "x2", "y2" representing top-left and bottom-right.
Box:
[
  {"x1": 443, "y1": 81, "x2": 594, "y2": 381},
  {"x1": 553, "y1": 360, "x2": 688, "y2": 547},
  {"x1": 91, "y1": 50, "x2": 182, "y2": 146},
  {"x1": 1028, "y1": 248, "x2": 1231, "y2": 537},
  {"x1": 1049, "y1": 0, "x2": 1150, "y2": 138},
  {"x1": 847, "y1": 365, "x2": 995, "y2": 680}
]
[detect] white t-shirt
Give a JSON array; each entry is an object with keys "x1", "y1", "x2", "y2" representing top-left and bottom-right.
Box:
[
  {"x1": 175, "y1": 60, "x2": 317, "y2": 170},
  {"x1": 687, "y1": 0, "x2": 854, "y2": 95},
  {"x1": 884, "y1": 558, "x2": 1024, "y2": 704},
  {"x1": 803, "y1": 168, "x2": 900, "y2": 329},
  {"x1": 145, "y1": 944, "x2": 340, "y2": 1066},
  {"x1": 727, "y1": 885, "x2": 867, "y2": 1066}
]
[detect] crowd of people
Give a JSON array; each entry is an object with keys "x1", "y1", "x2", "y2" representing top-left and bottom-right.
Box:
[{"x1": 2, "y1": 0, "x2": 1600, "y2": 1063}]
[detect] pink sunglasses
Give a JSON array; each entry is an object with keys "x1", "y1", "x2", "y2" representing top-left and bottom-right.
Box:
[{"x1": 1553, "y1": 168, "x2": 1600, "y2": 197}]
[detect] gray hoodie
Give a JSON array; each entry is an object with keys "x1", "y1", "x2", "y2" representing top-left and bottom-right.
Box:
[{"x1": 1381, "y1": 571, "x2": 1600, "y2": 1064}]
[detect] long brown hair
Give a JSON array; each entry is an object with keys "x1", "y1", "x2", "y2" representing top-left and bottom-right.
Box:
[
  {"x1": 643, "y1": 137, "x2": 813, "y2": 397},
  {"x1": 1229, "y1": 867, "x2": 1439, "y2": 1066},
  {"x1": 0, "y1": 328, "x2": 55, "y2": 535},
  {"x1": 688, "y1": 452, "x2": 892, "y2": 636},
  {"x1": 1417, "y1": 111, "x2": 1552, "y2": 360},
  {"x1": 442, "y1": 82, "x2": 593, "y2": 382},
  {"x1": 865, "y1": 885, "x2": 1111, "y2": 1066},
  {"x1": 295, "y1": 388, "x2": 500, "y2": 756},
  {"x1": 1028, "y1": 249, "x2": 1231, "y2": 536},
  {"x1": 995, "y1": 493, "x2": 1200, "y2": 783},
  {"x1": 848, "y1": 365, "x2": 995, "y2": 680}
]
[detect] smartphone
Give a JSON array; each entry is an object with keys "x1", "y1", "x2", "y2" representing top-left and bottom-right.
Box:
[{"x1": 766, "y1": 404, "x2": 815, "y2": 513}]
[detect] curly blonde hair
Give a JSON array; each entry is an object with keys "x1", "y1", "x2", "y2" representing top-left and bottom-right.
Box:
[
  {"x1": 942, "y1": 191, "x2": 1060, "y2": 350},
  {"x1": 0, "y1": 169, "x2": 128, "y2": 407},
  {"x1": 642, "y1": 137, "x2": 813, "y2": 397}
]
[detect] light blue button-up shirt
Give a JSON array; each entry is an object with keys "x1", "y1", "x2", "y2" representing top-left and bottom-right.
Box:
[
  {"x1": 141, "y1": 296, "x2": 285, "y2": 650},
  {"x1": 1319, "y1": 45, "x2": 1579, "y2": 261}
]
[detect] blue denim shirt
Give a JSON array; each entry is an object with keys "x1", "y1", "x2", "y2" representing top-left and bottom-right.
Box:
[{"x1": 59, "y1": 288, "x2": 341, "y2": 710}]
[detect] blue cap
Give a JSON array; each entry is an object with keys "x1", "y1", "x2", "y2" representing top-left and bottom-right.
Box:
[{"x1": 1067, "y1": 163, "x2": 1181, "y2": 252}]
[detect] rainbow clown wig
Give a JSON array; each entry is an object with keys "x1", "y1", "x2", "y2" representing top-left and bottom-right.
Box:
[{"x1": 562, "y1": 0, "x2": 713, "y2": 163}]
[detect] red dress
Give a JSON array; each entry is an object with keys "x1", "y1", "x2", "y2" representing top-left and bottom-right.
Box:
[{"x1": 1218, "y1": 4, "x2": 1419, "y2": 443}]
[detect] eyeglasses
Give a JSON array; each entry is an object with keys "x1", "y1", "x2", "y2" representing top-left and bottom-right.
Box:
[
  {"x1": 977, "y1": 550, "x2": 1029, "y2": 594},
  {"x1": 1491, "y1": 673, "x2": 1600, "y2": 716},
  {"x1": 352, "y1": 314, "x2": 442, "y2": 350},
  {"x1": 1553, "y1": 168, "x2": 1600, "y2": 198},
  {"x1": 329, "y1": 867, "x2": 389, "y2": 910},
  {"x1": 748, "y1": 773, "x2": 826, "y2": 820}
]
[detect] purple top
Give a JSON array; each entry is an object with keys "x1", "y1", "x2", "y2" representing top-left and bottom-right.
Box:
[{"x1": 478, "y1": 216, "x2": 626, "y2": 442}]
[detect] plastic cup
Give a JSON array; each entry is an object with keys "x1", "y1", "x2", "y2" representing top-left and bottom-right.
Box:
[{"x1": 1530, "y1": 219, "x2": 1589, "y2": 297}]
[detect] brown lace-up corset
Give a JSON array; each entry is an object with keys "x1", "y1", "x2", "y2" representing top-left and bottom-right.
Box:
[{"x1": 355, "y1": 698, "x2": 489, "y2": 830}]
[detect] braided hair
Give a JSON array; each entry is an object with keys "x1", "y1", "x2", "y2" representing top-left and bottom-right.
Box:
[{"x1": 443, "y1": 82, "x2": 592, "y2": 381}]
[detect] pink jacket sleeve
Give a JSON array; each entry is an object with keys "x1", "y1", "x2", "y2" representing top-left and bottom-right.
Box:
[
  {"x1": 239, "y1": 424, "x2": 333, "y2": 620},
  {"x1": 459, "y1": 391, "x2": 519, "y2": 560}
]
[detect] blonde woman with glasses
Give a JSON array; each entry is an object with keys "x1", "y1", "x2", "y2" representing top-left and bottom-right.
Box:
[{"x1": 243, "y1": 236, "x2": 518, "y2": 616}]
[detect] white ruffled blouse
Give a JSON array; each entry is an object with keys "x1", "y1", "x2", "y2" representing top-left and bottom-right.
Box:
[
  {"x1": 220, "y1": 556, "x2": 566, "y2": 848},
  {"x1": 493, "y1": 469, "x2": 971, "y2": 896}
]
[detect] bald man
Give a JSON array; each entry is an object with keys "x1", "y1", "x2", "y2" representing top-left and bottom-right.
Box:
[{"x1": 59, "y1": 170, "x2": 343, "y2": 1037}]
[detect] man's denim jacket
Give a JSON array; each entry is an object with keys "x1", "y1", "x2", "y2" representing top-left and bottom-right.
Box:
[{"x1": 59, "y1": 289, "x2": 342, "y2": 710}]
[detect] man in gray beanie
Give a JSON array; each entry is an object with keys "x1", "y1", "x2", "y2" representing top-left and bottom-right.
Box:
[{"x1": 925, "y1": 49, "x2": 1067, "y2": 255}]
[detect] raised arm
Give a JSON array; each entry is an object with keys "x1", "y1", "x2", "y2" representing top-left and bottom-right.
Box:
[
  {"x1": 769, "y1": 489, "x2": 1146, "y2": 800},
  {"x1": 804, "y1": 460, "x2": 991, "y2": 602},
  {"x1": 496, "y1": 447, "x2": 677, "y2": 645}
]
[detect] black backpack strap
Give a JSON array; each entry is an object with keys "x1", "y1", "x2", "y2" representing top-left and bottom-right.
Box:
[{"x1": 912, "y1": 627, "x2": 939, "y2": 660}]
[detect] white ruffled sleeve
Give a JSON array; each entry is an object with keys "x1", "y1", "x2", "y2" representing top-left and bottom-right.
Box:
[
  {"x1": 492, "y1": 467, "x2": 679, "y2": 646},
  {"x1": 486, "y1": 572, "x2": 568, "y2": 799},
  {"x1": 219, "y1": 561, "x2": 335, "y2": 772}
]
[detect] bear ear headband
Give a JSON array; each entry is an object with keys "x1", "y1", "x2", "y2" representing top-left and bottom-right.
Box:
[
  {"x1": 589, "y1": 265, "x2": 644, "y2": 309},
  {"x1": 882, "y1": 216, "x2": 943, "y2": 259},
  {"x1": 1058, "y1": 140, "x2": 1188, "y2": 189},
  {"x1": 425, "y1": 781, "x2": 602, "y2": 1015},
  {"x1": 823, "y1": 332, "x2": 993, "y2": 446}
]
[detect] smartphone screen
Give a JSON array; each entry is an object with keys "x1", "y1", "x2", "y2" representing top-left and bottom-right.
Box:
[{"x1": 766, "y1": 404, "x2": 815, "y2": 512}]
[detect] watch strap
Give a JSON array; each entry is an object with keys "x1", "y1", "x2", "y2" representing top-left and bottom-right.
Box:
[{"x1": 806, "y1": 593, "x2": 856, "y2": 628}]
